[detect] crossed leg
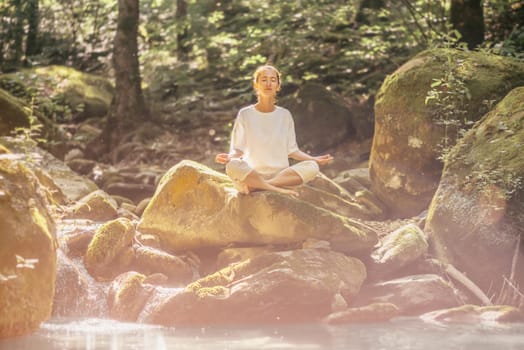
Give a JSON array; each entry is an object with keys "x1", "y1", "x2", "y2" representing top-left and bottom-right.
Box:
[
  {"x1": 226, "y1": 159, "x2": 316, "y2": 196},
  {"x1": 242, "y1": 169, "x2": 300, "y2": 196}
]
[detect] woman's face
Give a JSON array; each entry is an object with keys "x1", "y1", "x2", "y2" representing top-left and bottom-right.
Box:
[{"x1": 254, "y1": 68, "x2": 280, "y2": 98}]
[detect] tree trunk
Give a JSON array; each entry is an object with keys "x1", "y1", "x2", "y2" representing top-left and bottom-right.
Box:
[
  {"x1": 356, "y1": 0, "x2": 385, "y2": 25},
  {"x1": 450, "y1": 0, "x2": 484, "y2": 49},
  {"x1": 176, "y1": 0, "x2": 190, "y2": 61},
  {"x1": 25, "y1": 0, "x2": 39, "y2": 57},
  {"x1": 13, "y1": 0, "x2": 24, "y2": 64},
  {"x1": 102, "y1": 0, "x2": 148, "y2": 155}
]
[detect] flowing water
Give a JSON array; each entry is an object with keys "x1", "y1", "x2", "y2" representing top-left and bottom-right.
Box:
[{"x1": 1, "y1": 317, "x2": 524, "y2": 350}]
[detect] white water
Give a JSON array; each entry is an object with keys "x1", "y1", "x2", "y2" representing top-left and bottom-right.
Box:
[{"x1": 1, "y1": 317, "x2": 524, "y2": 350}]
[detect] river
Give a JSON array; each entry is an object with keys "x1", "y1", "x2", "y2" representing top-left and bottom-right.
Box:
[{"x1": 1, "y1": 317, "x2": 524, "y2": 350}]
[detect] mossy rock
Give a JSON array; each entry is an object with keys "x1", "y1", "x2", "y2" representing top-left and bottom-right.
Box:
[
  {"x1": 0, "y1": 65, "x2": 113, "y2": 122},
  {"x1": 108, "y1": 271, "x2": 153, "y2": 322},
  {"x1": 280, "y1": 83, "x2": 364, "y2": 153},
  {"x1": 369, "y1": 223, "x2": 428, "y2": 280},
  {"x1": 0, "y1": 136, "x2": 99, "y2": 203},
  {"x1": 66, "y1": 189, "x2": 118, "y2": 221},
  {"x1": 133, "y1": 246, "x2": 196, "y2": 285},
  {"x1": 370, "y1": 48, "x2": 524, "y2": 217},
  {"x1": 0, "y1": 88, "x2": 30, "y2": 136},
  {"x1": 0, "y1": 155, "x2": 56, "y2": 338},
  {"x1": 84, "y1": 218, "x2": 135, "y2": 280},
  {"x1": 425, "y1": 86, "x2": 524, "y2": 292},
  {"x1": 145, "y1": 248, "x2": 366, "y2": 325},
  {"x1": 138, "y1": 160, "x2": 378, "y2": 255},
  {"x1": 353, "y1": 274, "x2": 460, "y2": 316}
]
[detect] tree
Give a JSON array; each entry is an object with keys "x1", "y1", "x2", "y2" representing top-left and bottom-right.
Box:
[
  {"x1": 25, "y1": 0, "x2": 39, "y2": 57},
  {"x1": 99, "y1": 0, "x2": 149, "y2": 155},
  {"x1": 13, "y1": 0, "x2": 24, "y2": 63},
  {"x1": 450, "y1": 0, "x2": 484, "y2": 49},
  {"x1": 176, "y1": 0, "x2": 190, "y2": 61}
]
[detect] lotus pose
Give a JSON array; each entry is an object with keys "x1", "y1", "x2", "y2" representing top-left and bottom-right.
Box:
[{"x1": 215, "y1": 65, "x2": 333, "y2": 196}]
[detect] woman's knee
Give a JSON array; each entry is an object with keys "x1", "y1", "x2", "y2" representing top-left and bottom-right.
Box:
[
  {"x1": 291, "y1": 160, "x2": 319, "y2": 184},
  {"x1": 226, "y1": 159, "x2": 252, "y2": 182}
]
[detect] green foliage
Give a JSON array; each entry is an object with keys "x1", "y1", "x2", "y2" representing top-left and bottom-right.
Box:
[
  {"x1": 10, "y1": 96, "x2": 46, "y2": 163},
  {"x1": 139, "y1": 0, "x2": 449, "y2": 98},
  {"x1": 1, "y1": 74, "x2": 71, "y2": 124},
  {"x1": 464, "y1": 167, "x2": 523, "y2": 201},
  {"x1": 0, "y1": 0, "x2": 522, "y2": 107},
  {"x1": 425, "y1": 65, "x2": 471, "y2": 161},
  {"x1": 425, "y1": 33, "x2": 472, "y2": 162},
  {"x1": 0, "y1": 0, "x2": 116, "y2": 68}
]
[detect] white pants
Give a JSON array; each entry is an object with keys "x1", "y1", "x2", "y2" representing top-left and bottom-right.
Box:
[{"x1": 225, "y1": 159, "x2": 319, "y2": 185}]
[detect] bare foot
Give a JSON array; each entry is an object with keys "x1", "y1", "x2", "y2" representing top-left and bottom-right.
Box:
[{"x1": 233, "y1": 181, "x2": 250, "y2": 194}]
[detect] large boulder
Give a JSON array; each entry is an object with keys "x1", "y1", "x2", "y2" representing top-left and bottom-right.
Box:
[
  {"x1": 280, "y1": 83, "x2": 371, "y2": 152},
  {"x1": 84, "y1": 218, "x2": 135, "y2": 281},
  {"x1": 144, "y1": 248, "x2": 367, "y2": 325},
  {"x1": 299, "y1": 174, "x2": 385, "y2": 220},
  {"x1": 132, "y1": 246, "x2": 198, "y2": 285},
  {"x1": 0, "y1": 145, "x2": 57, "y2": 338},
  {"x1": 137, "y1": 160, "x2": 378, "y2": 255},
  {"x1": 0, "y1": 66, "x2": 113, "y2": 122},
  {"x1": 107, "y1": 271, "x2": 154, "y2": 322},
  {"x1": 65, "y1": 189, "x2": 119, "y2": 221},
  {"x1": 353, "y1": 274, "x2": 460, "y2": 316},
  {"x1": 368, "y1": 223, "x2": 429, "y2": 280},
  {"x1": 425, "y1": 86, "x2": 524, "y2": 292},
  {"x1": 0, "y1": 137, "x2": 99, "y2": 203},
  {"x1": 370, "y1": 48, "x2": 524, "y2": 217}
]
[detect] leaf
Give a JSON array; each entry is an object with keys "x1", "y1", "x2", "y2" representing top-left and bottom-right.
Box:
[
  {"x1": 15, "y1": 255, "x2": 39, "y2": 269},
  {"x1": 0, "y1": 273, "x2": 17, "y2": 282}
]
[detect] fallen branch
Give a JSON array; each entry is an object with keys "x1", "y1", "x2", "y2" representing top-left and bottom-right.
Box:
[
  {"x1": 510, "y1": 234, "x2": 520, "y2": 281},
  {"x1": 428, "y1": 258, "x2": 492, "y2": 306},
  {"x1": 496, "y1": 235, "x2": 522, "y2": 305}
]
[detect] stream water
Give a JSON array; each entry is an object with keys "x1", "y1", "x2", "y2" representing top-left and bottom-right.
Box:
[{"x1": 1, "y1": 317, "x2": 524, "y2": 350}]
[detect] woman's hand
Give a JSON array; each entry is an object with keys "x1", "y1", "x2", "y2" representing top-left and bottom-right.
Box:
[
  {"x1": 313, "y1": 154, "x2": 334, "y2": 166},
  {"x1": 289, "y1": 150, "x2": 334, "y2": 166},
  {"x1": 215, "y1": 153, "x2": 231, "y2": 164},
  {"x1": 216, "y1": 149, "x2": 243, "y2": 164}
]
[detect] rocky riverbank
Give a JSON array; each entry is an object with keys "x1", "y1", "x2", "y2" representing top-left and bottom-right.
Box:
[{"x1": 1, "y1": 48, "x2": 524, "y2": 338}]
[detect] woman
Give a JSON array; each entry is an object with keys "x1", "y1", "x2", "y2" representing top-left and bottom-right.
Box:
[{"x1": 215, "y1": 65, "x2": 333, "y2": 196}]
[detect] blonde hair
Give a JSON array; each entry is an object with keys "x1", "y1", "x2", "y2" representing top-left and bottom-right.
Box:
[{"x1": 253, "y1": 65, "x2": 281, "y2": 85}]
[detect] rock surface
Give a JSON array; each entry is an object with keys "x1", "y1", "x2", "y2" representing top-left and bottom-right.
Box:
[
  {"x1": 353, "y1": 274, "x2": 460, "y2": 316},
  {"x1": 369, "y1": 223, "x2": 429, "y2": 280},
  {"x1": 144, "y1": 248, "x2": 367, "y2": 325},
  {"x1": 425, "y1": 86, "x2": 524, "y2": 292},
  {"x1": 370, "y1": 49, "x2": 524, "y2": 217},
  {"x1": 0, "y1": 145, "x2": 57, "y2": 338},
  {"x1": 138, "y1": 160, "x2": 378, "y2": 255},
  {"x1": 84, "y1": 218, "x2": 135, "y2": 280},
  {"x1": 280, "y1": 83, "x2": 372, "y2": 153}
]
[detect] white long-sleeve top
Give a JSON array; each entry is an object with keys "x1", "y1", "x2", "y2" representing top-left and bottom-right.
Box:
[{"x1": 230, "y1": 105, "x2": 299, "y2": 176}]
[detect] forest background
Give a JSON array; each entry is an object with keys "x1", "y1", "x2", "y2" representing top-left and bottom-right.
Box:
[{"x1": 0, "y1": 0, "x2": 523, "y2": 164}]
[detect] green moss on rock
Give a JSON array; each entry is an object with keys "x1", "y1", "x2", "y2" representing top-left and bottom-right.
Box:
[
  {"x1": 0, "y1": 65, "x2": 113, "y2": 122},
  {"x1": 0, "y1": 88, "x2": 30, "y2": 136},
  {"x1": 370, "y1": 48, "x2": 524, "y2": 217},
  {"x1": 0, "y1": 157, "x2": 56, "y2": 338},
  {"x1": 84, "y1": 218, "x2": 135, "y2": 280},
  {"x1": 426, "y1": 86, "x2": 524, "y2": 293}
]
